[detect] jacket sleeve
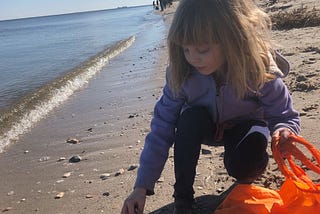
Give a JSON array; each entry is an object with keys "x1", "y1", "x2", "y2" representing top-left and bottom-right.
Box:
[
  {"x1": 259, "y1": 77, "x2": 300, "y2": 135},
  {"x1": 134, "y1": 68, "x2": 185, "y2": 195}
]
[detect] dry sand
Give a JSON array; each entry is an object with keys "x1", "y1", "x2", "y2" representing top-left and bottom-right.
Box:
[{"x1": 1, "y1": 0, "x2": 320, "y2": 213}]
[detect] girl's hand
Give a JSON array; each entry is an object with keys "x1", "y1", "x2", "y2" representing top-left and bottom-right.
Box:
[
  {"x1": 121, "y1": 187, "x2": 147, "y2": 214},
  {"x1": 272, "y1": 128, "x2": 294, "y2": 157},
  {"x1": 273, "y1": 128, "x2": 292, "y2": 144}
]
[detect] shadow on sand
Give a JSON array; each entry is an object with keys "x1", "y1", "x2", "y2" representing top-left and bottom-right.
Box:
[{"x1": 149, "y1": 183, "x2": 237, "y2": 214}]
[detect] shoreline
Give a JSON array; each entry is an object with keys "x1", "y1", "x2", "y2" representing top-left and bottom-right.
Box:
[
  {"x1": 0, "y1": 4, "x2": 174, "y2": 213},
  {"x1": 0, "y1": 36, "x2": 137, "y2": 154}
]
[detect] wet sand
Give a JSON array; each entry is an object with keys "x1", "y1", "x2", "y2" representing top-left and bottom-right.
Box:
[{"x1": 0, "y1": 5, "x2": 174, "y2": 213}]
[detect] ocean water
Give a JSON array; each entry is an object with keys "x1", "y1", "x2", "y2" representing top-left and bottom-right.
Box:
[{"x1": 0, "y1": 6, "x2": 162, "y2": 152}]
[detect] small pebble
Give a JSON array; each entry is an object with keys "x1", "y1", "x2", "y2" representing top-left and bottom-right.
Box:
[
  {"x1": 100, "y1": 173, "x2": 111, "y2": 180},
  {"x1": 56, "y1": 179, "x2": 64, "y2": 183},
  {"x1": 2, "y1": 207, "x2": 13, "y2": 212},
  {"x1": 69, "y1": 155, "x2": 82, "y2": 163},
  {"x1": 85, "y1": 194, "x2": 93, "y2": 198},
  {"x1": 157, "y1": 177, "x2": 165, "y2": 183},
  {"x1": 115, "y1": 168, "x2": 125, "y2": 176},
  {"x1": 128, "y1": 164, "x2": 139, "y2": 171},
  {"x1": 62, "y1": 172, "x2": 72, "y2": 178},
  {"x1": 102, "y1": 192, "x2": 110, "y2": 197},
  {"x1": 201, "y1": 148, "x2": 212, "y2": 155},
  {"x1": 66, "y1": 138, "x2": 79, "y2": 144},
  {"x1": 216, "y1": 188, "x2": 224, "y2": 193},
  {"x1": 7, "y1": 191, "x2": 14, "y2": 196},
  {"x1": 39, "y1": 156, "x2": 50, "y2": 162},
  {"x1": 57, "y1": 157, "x2": 66, "y2": 162},
  {"x1": 55, "y1": 192, "x2": 65, "y2": 199}
]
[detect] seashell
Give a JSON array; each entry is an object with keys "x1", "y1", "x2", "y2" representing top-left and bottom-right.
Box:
[
  {"x1": 62, "y1": 172, "x2": 72, "y2": 178},
  {"x1": 55, "y1": 192, "x2": 65, "y2": 199}
]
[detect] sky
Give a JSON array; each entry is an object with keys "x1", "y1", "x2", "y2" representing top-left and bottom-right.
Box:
[{"x1": 0, "y1": 0, "x2": 153, "y2": 21}]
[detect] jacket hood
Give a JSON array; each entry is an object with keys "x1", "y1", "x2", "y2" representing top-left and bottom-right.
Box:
[{"x1": 270, "y1": 52, "x2": 290, "y2": 78}]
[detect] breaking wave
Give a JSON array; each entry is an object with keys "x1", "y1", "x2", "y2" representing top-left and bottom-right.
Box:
[{"x1": 0, "y1": 36, "x2": 135, "y2": 153}]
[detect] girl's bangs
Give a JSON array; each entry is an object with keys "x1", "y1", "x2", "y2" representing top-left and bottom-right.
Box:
[{"x1": 171, "y1": 15, "x2": 218, "y2": 46}]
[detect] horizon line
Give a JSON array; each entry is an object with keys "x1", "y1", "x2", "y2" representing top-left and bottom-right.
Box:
[{"x1": 0, "y1": 4, "x2": 150, "y2": 22}]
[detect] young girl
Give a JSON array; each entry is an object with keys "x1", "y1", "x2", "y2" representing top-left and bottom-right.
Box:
[{"x1": 121, "y1": 0, "x2": 300, "y2": 213}]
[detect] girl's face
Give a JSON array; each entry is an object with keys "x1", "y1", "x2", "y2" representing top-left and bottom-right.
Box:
[{"x1": 182, "y1": 43, "x2": 225, "y2": 75}]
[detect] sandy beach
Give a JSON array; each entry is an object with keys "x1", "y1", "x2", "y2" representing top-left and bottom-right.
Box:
[{"x1": 1, "y1": 0, "x2": 320, "y2": 213}]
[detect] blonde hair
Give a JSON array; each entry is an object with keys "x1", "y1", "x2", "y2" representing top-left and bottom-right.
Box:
[{"x1": 168, "y1": 0, "x2": 274, "y2": 98}]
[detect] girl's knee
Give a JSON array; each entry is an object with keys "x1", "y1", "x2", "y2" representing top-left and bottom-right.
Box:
[
  {"x1": 177, "y1": 106, "x2": 213, "y2": 130},
  {"x1": 224, "y1": 131, "x2": 269, "y2": 182},
  {"x1": 175, "y1": 106, "x2": 213, "y2": 146}
]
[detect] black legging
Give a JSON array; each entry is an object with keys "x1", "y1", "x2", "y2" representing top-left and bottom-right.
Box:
[{"x1": 173, "y1": 106, "x2": 269, "y2": 202}]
